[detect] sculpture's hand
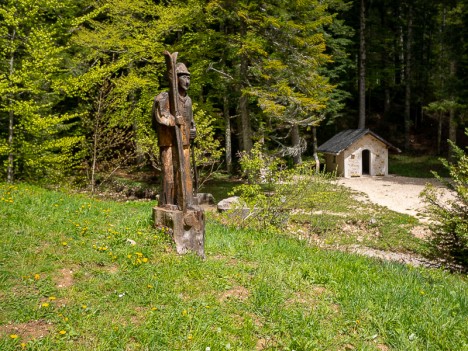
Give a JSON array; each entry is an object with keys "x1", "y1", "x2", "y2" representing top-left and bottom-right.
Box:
[
  {"x1": 167, "y1": 116, "x2": 176, "y2": 126},
  {"x1": 190, "y1": 128, "x2": 197, "y2": 140},
  {"x1": 175, "y1": 115, "x2": 185, "y2": 126}
]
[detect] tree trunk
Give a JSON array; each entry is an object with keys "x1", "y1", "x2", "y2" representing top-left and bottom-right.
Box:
[
  {"x1": 437, "y1": 112, "x2": 442, "y2": 155},
  {"x1": 312, "y1": 126, "x2": 320, "y2": 174},
  {"x1": 239, "y1": 19, "x2": 252, "y2": 152},
  {"x1": 384, "y1": 87, "x2": 391, "y2": 115},
  {"x1": 404, "y1": 4, "x2": 413, "y2": 150},
  {"x1": 290, "y1": 124, "x2": 302, "y2": 165},
  {"x1": 91, "y1": 84, "x2": 106, "y2": 193},
  {"x1": 223, "y1": 94, "x2": 232, "y2": 174},
  {"x1": 91, "y1": 126, "x2": 98, "y2": 193},
  {"x1": 358, "y1": 0, "x2": 366, "y2": 129},
  {"x1": 7, "y1": 30, "x2": 16, "y2": 183},
  {"x1": 398, "y1": 5, "x2": 405, "y2": 85},
  {"x1": 448, "y1": 108, "x2": 457, "y2": 160},
  {"x1": 448, "y1": 61, "x2": 457, "y2": 161},
  {"x1": 7, "y1": 109, "x2": 14, "y2": 184}
]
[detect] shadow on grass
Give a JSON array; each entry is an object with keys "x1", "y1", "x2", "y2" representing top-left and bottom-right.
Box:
[{"x1": 389, "y1": 154, "x2": 450, "y2": 178}]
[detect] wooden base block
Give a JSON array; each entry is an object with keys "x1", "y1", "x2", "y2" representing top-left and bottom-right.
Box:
[{"x1": 153, "y1": 206, "x2": 205, "y2": 258}]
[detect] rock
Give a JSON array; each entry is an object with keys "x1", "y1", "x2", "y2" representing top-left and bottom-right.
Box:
[
  {"x1": 196, "y1": 193, "x2": 215, "y2": 205},
  {"x1": 217, "y1": 196, "x2": 241, "y2": 212},
  {"x1": 217, "y1": 196, "x2": 250, "y2": 220}
]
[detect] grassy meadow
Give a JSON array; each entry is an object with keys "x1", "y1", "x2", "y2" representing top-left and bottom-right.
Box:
[{"x1": 0, "y1": 182, "x2": 467, "y2": 350}]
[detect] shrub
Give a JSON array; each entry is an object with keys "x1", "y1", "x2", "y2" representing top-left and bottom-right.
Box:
[
  {"x1": 228, "y1": 143, "x2": 334, "y2": 231},
  {"x1": 421, "y1": 131, "x2": 468, "y2": 268}
]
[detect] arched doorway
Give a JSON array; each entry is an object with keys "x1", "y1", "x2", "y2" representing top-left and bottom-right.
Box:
[{"x1": 362, "y1": 149, "x2": 370, "y2": 175}]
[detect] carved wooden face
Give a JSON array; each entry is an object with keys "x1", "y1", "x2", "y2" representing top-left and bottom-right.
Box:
[{"x1": 178, "y1": 74, "x2": 190, "y2": 91}]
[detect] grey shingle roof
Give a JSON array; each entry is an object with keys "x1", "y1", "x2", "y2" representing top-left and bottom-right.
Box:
[{"x1": 317, "y1": 129, "x2": 401, "y2": 155}]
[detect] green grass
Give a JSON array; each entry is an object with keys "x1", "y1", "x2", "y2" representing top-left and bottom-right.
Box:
[
  {"x1": 389, "y1": 154, "x2": 450, "y2": 178},
  {"x1": 1, "y1": 183, "x2": 467, "y2": 350}
]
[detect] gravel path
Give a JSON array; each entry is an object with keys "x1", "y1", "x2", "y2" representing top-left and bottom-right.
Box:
[
  {"x1": 335, "y1": 175, "x2": 458, "y2": 268},
  {"x1": 337, "y1": 175, "x2": 454, "y2": 220}
]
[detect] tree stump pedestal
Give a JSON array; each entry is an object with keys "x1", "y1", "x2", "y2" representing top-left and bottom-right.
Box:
[{"x1": 153, "y1": 206, "x2": 205, "y2": 258}]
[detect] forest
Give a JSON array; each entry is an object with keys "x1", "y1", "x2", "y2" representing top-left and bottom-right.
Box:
[{"x1": 1, "y1": 0, "x2": 467, "y2": 187}]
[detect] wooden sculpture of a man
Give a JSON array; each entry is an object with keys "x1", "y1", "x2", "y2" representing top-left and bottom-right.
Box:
[
  {"x1": 152, "y1": 60, "x2": 196, "y2": 209},
  {"x1": 152, "y1": 51, "x2": 205, "y2": 258}
]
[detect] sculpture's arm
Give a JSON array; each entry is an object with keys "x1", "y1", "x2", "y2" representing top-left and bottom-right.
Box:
[
  {"x1": 154, "y1": 95, "x2": 175, "y2": 127},
  {"x1": 152, "y1": 93, "x2": 186, "y2": 130}
]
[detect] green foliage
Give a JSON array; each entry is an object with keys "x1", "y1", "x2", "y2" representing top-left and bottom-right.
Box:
[
  {"x1": 422, "y1": 130, "x2": 468, "y2": 267},
  {"x1": 248, "y1": 0, "x2": 335, "y2": 128},
  {"x1": 192, "y1": 106, "x2": 224, "y2": 187},
  {"x1": 229, "y1": 143, "x2": 336, "y2": 231},
  {"x1": 0, "y1": 0, "x2": 84, "y2": 183}
]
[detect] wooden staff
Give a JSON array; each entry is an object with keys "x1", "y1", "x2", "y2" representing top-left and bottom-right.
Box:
[{"x1": 163, "y1": 51, "x2": 187, "y2": 212}]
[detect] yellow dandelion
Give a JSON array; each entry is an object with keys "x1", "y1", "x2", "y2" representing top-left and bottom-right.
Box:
[
  {"x1": 10, "y1": 334, "x2": 18, "y2": 339},
  {"x1": 62, "y1": 242, "x2": 68, "y2": 246},
  {"x1": 82, "y1": 304, "x2": 87, "y2": 309},
  {"x1": 182, "y1": 309, "x2": 187, "y2": 316},
  {"x1": 21, "y1": 342, "x2": 27, "y2": 348},
  {"x1": 142, "y1": 257, "x2": 149, "y2": 263},
  {"x1": 41, "y1": 302, "x2": 49, "y2": 308},
  {"x1": 187, "y1": 334, "x2": 193, "y2": 341},
  {"x1": 147, "y1": 284, "x2": 153, "y2": 289},
  {"x1": 59, "y1": 330, "x2": 67, "y2": 335},
  {"x1": 49, "y1": 296, "x2": 56, "y2": 301},
  {"x1": 151, "y1": 307, "x2": 158, "y2": 311},
  {"x1": 34, "y1": 273, "x2": 40, "y2": 280}
]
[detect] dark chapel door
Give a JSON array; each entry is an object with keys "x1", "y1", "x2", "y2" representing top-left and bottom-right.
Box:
[{"x1": 362, "y1": 149, "x2": 370, "y2": 175}]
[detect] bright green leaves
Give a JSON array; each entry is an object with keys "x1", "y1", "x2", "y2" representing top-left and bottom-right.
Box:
[
  {"x1": 0, "y1": 0, "x2": 352, "y2": 182},
  {"x1": 0, "y1": 0, "x2": 84, "y2": 182}
]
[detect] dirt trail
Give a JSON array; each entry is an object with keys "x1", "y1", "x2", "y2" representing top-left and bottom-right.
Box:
[
  {"x1": 337, "y1": 175, "x2": 454, "y2": 220},
  {"x1": 335, "y1": 175, "x2": 458, "y2": 268}
]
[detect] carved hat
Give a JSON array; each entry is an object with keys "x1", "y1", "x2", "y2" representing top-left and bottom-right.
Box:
[{"x1": 176, "y1": 62, "x2": 190, "y2": 76}]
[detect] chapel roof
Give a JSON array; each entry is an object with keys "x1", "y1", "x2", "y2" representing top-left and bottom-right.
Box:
[{"x1": 317, "y1": 129, "x2": 401, "y2": 155}]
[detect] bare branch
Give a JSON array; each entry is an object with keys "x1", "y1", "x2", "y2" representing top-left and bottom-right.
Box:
[{"x1": 207, "y1": 62, "x2": 234, "y2": 80}]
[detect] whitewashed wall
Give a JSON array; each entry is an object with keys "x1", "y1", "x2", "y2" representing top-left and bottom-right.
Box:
[{"x1": 342, "y1": 134, "x2": 388, "y2": 177}]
